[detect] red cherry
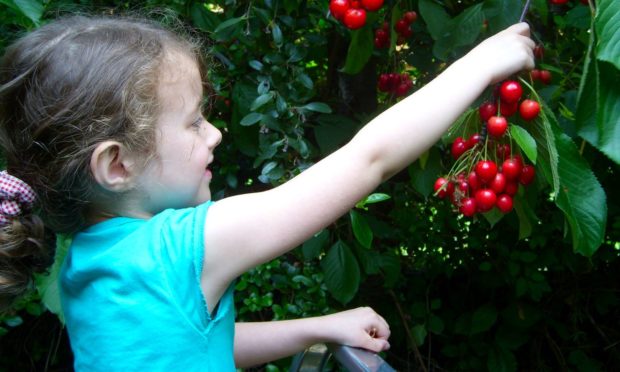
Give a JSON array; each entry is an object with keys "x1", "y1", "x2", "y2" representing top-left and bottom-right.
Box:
[
  {"x1": 479, "y1": 101, "x2": 497, "y2": 122},
  {"x1": 504, "y1": 181, "x2": 519, "y2": 196},
  {"x1": 475, "y1": 189, "x2": 497, "y2": 212},
  {"x1": 530, "y1": 69, "x2": 541, "y2": 81},
  {"x1": 550, "y1": 0, "x2": 569, "y2": 4},
  {"x1": 499, "y1": 100, "x2": 519, "y2": 117},
  {"x1": 404, "y1": 11, "x2": 418, "y2": 24},
  {"x1": 457, "y1": 180, "x2": 470, "y2": 193},
  {"x1": 329, "y1": 0, "x2": 349, "y2": 20},
  {"x1": 394, "y1": 19, "x2": 409, "y2": 35},
  {"x1": 388, "y1": 73, "x2": 400, "y2": 90},
  {"x1": 343, "y1": 8, "x2": 367, "y2": 29},
  {"x1": 496, "y1": 194, "x2": 514, "y2": 213},
  {"x1": 490, "y1": 173, "x2": 507, "y2": 194},
  {"x1": 361, "y1": 0, "x2": 384, "y2": 12},
  {"x1": 496, "y1": 143, "x2": 511, "y2": 160},
  {"x1": 466, "y1": 133, "x2": 481, "y2": 149},
  {"x1": 502, "y1": 158, "x2": 523, "y2": 181},
  {"x1": 460, "y1": 197, "x2": 477, "y2": 217},
  {"x1": 519, "y1": 99, "x2": 541, "y2": 121},
  {"x1": 534, "y1": 44, "x2": 544, "y2": 59},
  {"x1": 382, "y1": 21, "x2": 389, "y2": 31},
  {"x1": 499, "y1": 80, "x2": 523, "y2": 103},
  {"x1": 539, "y1": 70, "x2": 552, "y2": 85},
  {"x1": 378, "y1": 74, "x2": 391, "y2": 92},
  {"x1": 487, "y1": 116, "x2": 508, "y2": 137},
  {"x1": 395, "y1": 83, "x2": 410, "y2": 97},
  {"x1": 468, "y1": 171, "x2": 480, "y2": 192},
  {"x1": 400, "y1": 27, "x2": 413, "y2": 38},
  {"x1": 519, "y1": 165, "x2": 536, "y2": 185},
  {"x1": 475, "y1": 160, "x2": 498, "y2": 184},
  {"x1": 375, "y1": 29, "x2": 388, "y2": 41},
  {"x1": 350, "y1": 0, "x2": 361, "y2": 8},
  {"x1": 451, "y1": 137, "x2": 468, "y2": 159},
  {"x1": 434, "y1": 177, "x2": 454, "y2": 198}
]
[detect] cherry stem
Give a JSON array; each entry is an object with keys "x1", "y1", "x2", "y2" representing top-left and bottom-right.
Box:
[{"x1": 519, "y1": 0, "x2": 532, "y2": 23}]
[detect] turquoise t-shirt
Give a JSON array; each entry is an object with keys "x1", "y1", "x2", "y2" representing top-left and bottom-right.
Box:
[{"x1": 59, "y1": 201, "x2": 236, "y2": 371}]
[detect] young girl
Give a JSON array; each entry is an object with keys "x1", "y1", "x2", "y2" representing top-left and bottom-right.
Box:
[{"x1": 0, "y1": 15, "x2": 534, "y2": 370}]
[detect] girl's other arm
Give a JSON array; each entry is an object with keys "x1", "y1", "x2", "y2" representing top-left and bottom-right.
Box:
[
  {"x1": 204, "y1": 23, "x2": 535, "y2": 297},
  {"x1": 233, "y1": 307, "x2": 390, "y2": 368}
]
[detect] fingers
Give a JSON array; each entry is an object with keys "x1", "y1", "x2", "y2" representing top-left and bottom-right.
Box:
[
  {"x1": 361, "y1": 335, "x2": 391, "y2": 353},
  {"x1": 507, "y1": 22, "x2": 531, "y2": 37},
  {"x1": 363, "y1": 308, "x2": 391, "y2": 352}
]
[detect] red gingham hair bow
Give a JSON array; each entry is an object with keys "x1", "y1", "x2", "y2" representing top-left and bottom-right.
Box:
[{"x1": 0, "y1": 170, "x2": 36, "y2": 227}]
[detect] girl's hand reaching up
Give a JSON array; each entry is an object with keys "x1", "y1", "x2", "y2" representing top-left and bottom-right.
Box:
[{"x1": 463, "y1": 22, "x2": 536, "y2": 85}]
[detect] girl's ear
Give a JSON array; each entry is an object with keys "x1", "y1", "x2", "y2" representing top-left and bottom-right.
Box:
[{"x1": 90, "y1": 141, "x2": 138, "y2": 192}]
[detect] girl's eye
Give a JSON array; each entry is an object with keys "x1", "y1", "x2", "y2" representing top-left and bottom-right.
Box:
[{"x1": 191, "y1": 117, "x2": 203, "y2": 128}]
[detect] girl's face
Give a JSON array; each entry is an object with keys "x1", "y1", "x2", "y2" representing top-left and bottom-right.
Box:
[{"x1": 135, "y1": 52, "x2": 222, "y2": 215}]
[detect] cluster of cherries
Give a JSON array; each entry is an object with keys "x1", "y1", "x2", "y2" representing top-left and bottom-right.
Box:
[
  {"x1": 374, "y1": 11, "x2": 418, "y2": 48},
  {"x1": 434, "y1": 80, "x2": 540, "y2": 217},
  {"x1": 482, "y1": 80, "x2": 541, "y2": 136},
  {"x1": 530, "y1": 45, "x2": 552, "y2": 85},
  {"x1": 377, "y1": 72, "x2": 414, "y2": 97},
  {"x1": 329, "y1": 0, "x2": 385, "y2": 30}
]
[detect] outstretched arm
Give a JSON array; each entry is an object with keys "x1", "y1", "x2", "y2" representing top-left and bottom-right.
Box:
[
  {"x1": 203, "y1": 23, "x2": 535, "y2": 302},
  {"x1": 233, "y1": 307, "x2": 390, "y2": 368}
]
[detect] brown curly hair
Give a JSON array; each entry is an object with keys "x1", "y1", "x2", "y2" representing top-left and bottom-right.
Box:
[{"x1": 0, "y1": 15, "x2": 204, "y2": 311}]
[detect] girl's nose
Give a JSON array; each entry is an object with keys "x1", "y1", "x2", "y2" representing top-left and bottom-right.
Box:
[{"x1": 207, "y1": 121, "x2": 222, "y2": 149}]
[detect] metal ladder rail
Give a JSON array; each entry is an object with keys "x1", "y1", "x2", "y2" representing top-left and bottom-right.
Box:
[{"x1": 290, "y1": 343, "x2": 396, "y2": 372}]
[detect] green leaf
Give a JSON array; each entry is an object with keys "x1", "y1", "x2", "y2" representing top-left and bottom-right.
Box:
[
  {"x1": 271, "y1": 23, "x2": 283, "y2": 47},
  {"x1": 411, "y1": 324, "x2": 427, "y2": 346},
  {"x1": 350, "y1": 210, "x2": 373, "y2": 249},
  {"x1": 527, "y1": 92, "x2": 560, "y2": 196},
  {"x1": 432, "y1": 3, "x2": 484, "y2": 60},
  {"x1": 190, "y1": 2, "x2": 220, "y2": 32},
  {"x1": 483, "y1": 0, "x2": 523, "y2": 33},
  {"x1": 418, "y1": 0, "x2": 450, "y2": 40},
  {"x1": 314, "y1": 114, "x2": 358, "y2": 155},
  {"x1": 214, "y1": 16, "x2": 246, "y2": 34},
  {"x1": 576, "y1": 11, "x2": 620, "y2": 164},
  {"x1": 300, "y1": 102, "x2": 332, "y2": 114},
  {"x1": 251, "y1": 92, "x2": 275, "y2": 111},
  {"x1": 302, "y1": 230, "x2": 329, "y2": 260},
  {"x1": 595, "y1": 0, "x2": 620, "y2": 70},
  {"x1": 356, "y1": 193, "x2": 391, "y2": 209},
  {"x1": 3, "y1": 0, "x2": 44, "y2": 26},
  {"x1": 568, "y1": 350, "x2": 604, "y2": 371},
  {"x1": 428, "y1": 314, "x2": 445, "y2": 334},
  {"x1": 378, "y1": 255, "x2": 401, "y2": 288},
  {"x1": 292, "y1": 275, "x2": 313, "y2": 287},
  {"x1": 240, "y1": 112, "x2": 263, "y2": 126},
  {"x1": 482, "y1": 208, "x2": 504, "y2": 227},
  {"x1": 470, "y1": 304, "x2": 498, "y2": 334},
  {"x1": 297, "y1": 73, "x2": 313, "y2": 90},
  {"x1": 35, "y1": 234, "x2": 71, "y2": 323},
  {"x1": 409, "y1": 148, "x2": 443, "y2": 198},
  {"x1": 321, "y1": 241, "x2": 360, "y2": 304},
  {"x1": 510, "y1": 125, "x2": 537, "y2": 164},
  {"x1": 249, "y1": 60, "x2": 264, "y2": 71},
  {"x1": 487, "y1": 347, "x2": 517, "y2": 372},
  {"x1": 554, "y1": 132, "x2": 607, "y2": 256},
  {"x1": 514, "y1": 191, "x2": 537, "y2": 240},
  {"x1": 340, "y1": 27, "x2": 373, "y2": 75}
]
